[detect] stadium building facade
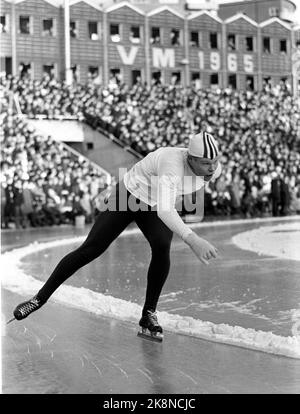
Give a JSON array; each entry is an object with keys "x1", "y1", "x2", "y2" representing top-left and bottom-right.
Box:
[
  {"x1": 1, "y1": 0, "x2": 300, "y2": 93},
  {"x1": 218, "y1": 0, "x2": 297, "y2": 24}
]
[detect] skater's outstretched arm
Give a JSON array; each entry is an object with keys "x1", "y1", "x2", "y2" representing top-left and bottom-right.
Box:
[
  {"x1": 156, "y1": 174, "x2": 193, "y2": 240},
  {"x1": 156, "y1": 175, "x2": 218, "y2": 265}
]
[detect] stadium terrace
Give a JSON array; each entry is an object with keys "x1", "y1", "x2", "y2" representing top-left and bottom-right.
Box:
[{"x1": 0, "y1": 0, "x2": 300, "y2": 92}]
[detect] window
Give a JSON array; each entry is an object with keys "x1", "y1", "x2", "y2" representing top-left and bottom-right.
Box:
[
  {"x1": 170, "y1": 29, "x2": 180, "y2": 46},
  {"x1": 132, "y1": 69, "x2": 141, "y2": 85},
  {"x1": 71, "y1": 64, "x2": 79, "y2": 82},
  {"x1": 191, "y1": 72, "x2": 200, "y2": 81},
  {"x1": 245, "y1": 36, "x2": 253, "y2": 52},
  {"x1": 269, "y1": 7, "x2": 279, "y2": 17},
  {"x1": 0, "y1": 15, "x2": 8, "y2": 33},
  {"x1": 228, "y1": 74, "x2": 237, "y2": 89},
  {"x1": 210, "y1": 73, "x2": 219, "y2": 86},
  {"x1": 42, "y1": 18, "x2": 54, "y2": 36},
  {"x1": 130, "y1": 26, "x2": 140, "y2": 44},
  {"x1": 88, "y1": 66, "x2": 99, "y2": 77},
  {"x1": 190, "y1": 31, "x2": 199, "y2": 47},
  {"x1": 152, "y1": 71, "x2": 162, "y2": 84},
  {"x1": 110, "y1": 24, "x2": 120, "y2": 42},
  {"x1": 87, "y1": 142, "x2": 94, "y2": 150},
  {"x1": 171, "y1": 71, "x2": 181, "y2": 85},
  {"x1": 88, "y1": 66, "x2": 101, "y2": 84},
  {"x1": 227, "y1": 34, "x2": 236, "y2": 51},
  {"x1": 263, "y1": 37, "x2": 271, "y2": 53},
  {"x1": 43, "y1": 64, "x2": 55, "y2": 76},
  {"x1": 151, "y1": 27, "x2": 161, "y2": 44},
  {"x1": 263, "y1": 77, "x2": 271, "y2": 87},
  {"x1": 88, "y1": 21, "x2": 99, "y2": 40},
  {"x1": 246, "y1": 75, "x2": 254, "y2": 91},
  {"x1": 110, "y1": 68, "x2": 120, "y2": 76},
  {"x1": 280, "y1": 39, "x2": 287, "y2": 53},
  {"x1": 70, "y1": 21, "x2": 78, "y2": 38},
  {"x1": 4, "y1": 57, "x2": 12, "y2": 75},
  {"x1": 19, "y1": 62, "x2": 31, "y2": 78},
  {"x1": 210, "y1": 32, "x2": 218, "y2": 49},
  {"x1": 110, "y1": 68, "x2": 121, "y2": 84},
  {"x1": 191, "y1": 72, "x2": 201, "y2": 89},
  {"x1": 19, "y1": 16, "x2": 30, "y2": 34}
]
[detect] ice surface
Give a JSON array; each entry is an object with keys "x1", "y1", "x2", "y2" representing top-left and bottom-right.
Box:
[{"x1": 2, "y1": 227, "x2": 300, "y2": 359}]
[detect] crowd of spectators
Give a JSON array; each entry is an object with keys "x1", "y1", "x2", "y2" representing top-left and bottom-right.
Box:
[
  {"x1": 1, "y1": 73, "x2": 300, "y2": 228},
  {"x1": 1, "y1": 109, "x2": 110, "y2": 228}
]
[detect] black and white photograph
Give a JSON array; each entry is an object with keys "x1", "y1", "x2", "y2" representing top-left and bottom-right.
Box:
[{"x1": 1, "y1": 0, "x2": 300, "y2": 397}]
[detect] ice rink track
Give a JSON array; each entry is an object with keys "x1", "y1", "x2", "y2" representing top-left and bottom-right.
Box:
[{"x1": 1, "y1": 216, "x2": 300, "y2": 393}]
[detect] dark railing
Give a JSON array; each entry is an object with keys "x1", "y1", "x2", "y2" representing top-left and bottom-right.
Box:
[{"x1": 84, "y1": 112, "x2": 143, "y2": 160}]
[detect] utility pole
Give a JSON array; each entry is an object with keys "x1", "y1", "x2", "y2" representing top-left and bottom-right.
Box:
[
  {"x1": 11, "y1": 0, "x2": 17, "y2": 76},
  {"x1": 64, "y1": 0, "x2": 72, "y2": 84}
]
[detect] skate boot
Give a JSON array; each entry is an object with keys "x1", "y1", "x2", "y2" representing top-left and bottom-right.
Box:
[
  {"x1": 137, "y1": 310, "x2": 163, "y2": 342},
  {"x1": 7, "y1": 295, "x2": 44, "y2": 324}
]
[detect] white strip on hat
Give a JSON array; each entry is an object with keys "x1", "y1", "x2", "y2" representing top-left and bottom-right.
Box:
[{"x1": 188, "y1": 131, "x2": 219, "y2": 159}]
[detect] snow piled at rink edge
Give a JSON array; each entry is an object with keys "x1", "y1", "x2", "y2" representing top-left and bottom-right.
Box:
[
  {"x1": 1, "y1": 223, "x2": 300, "y2": 359},
  {"x1": 232, "y1": 222, "x2": 300, "y2": 262}
]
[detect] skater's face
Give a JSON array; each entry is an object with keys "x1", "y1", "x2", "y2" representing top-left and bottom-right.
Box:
[{"x1": 187, "y1": 154, "x2": 220, "y2": 178}]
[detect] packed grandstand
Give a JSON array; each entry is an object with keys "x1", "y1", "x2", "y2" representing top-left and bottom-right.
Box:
[{"x1": 1, "y1": 73, "x2": 300, "y2": 228}]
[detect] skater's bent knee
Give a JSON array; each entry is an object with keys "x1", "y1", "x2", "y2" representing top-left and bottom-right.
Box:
[{"x1": 76, "y1": 245, "x2": 102, "y2": 263}]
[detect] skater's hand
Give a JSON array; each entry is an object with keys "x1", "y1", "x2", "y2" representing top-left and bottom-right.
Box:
[{"x1": 185, "y1": 233, "x2": 218, "y2": 265}]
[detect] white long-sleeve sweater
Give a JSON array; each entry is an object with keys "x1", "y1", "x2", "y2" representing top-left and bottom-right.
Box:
[{"x1": 123, "y1": 147, "x2": 222, "y2": 241}]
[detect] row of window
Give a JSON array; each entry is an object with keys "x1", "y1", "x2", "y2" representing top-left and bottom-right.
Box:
[
  {"x1": 18, "y1": 62, "x2": 100, "y2": 78},
  {"x1": 0, "y1": 15, "x2": 290, "y2": 53},
  {"x1": 16, "y1": 61, "x2": 288, "y2": 91},
  {"x1": 106, "y1": 71, "x2": 287, "y2": 90}
]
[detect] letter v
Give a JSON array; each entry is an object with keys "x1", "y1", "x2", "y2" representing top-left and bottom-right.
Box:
[{"x1": 116, "y1": 45, "x2": 139, "y2": 65}]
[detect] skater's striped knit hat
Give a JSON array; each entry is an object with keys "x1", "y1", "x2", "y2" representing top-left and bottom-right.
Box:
[{"x1": 188, "y1": 131, "x2": 219, "y2": 159}]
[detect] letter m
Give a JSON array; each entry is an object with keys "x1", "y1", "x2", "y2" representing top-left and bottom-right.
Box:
[{"x1": 152, "y1": 48, "x2": 175, "y2": 68}]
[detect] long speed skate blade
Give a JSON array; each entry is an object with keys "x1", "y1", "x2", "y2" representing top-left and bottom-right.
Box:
[
  {"x1": 6, "y1": 317, "x2": 16, "y2": 325},
  {"x1": 137, "y1": 330, "x2": 163, "y2": 343}
]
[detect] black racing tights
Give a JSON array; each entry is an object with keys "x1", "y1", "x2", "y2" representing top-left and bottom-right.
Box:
[{"x1": 37, "y1": 185, "x2": 173, "y2": 315}]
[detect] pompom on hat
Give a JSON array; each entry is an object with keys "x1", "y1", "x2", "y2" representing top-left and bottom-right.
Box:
[{"x1": 188, "y1": 131, "x2": 219, "y2": 159}]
